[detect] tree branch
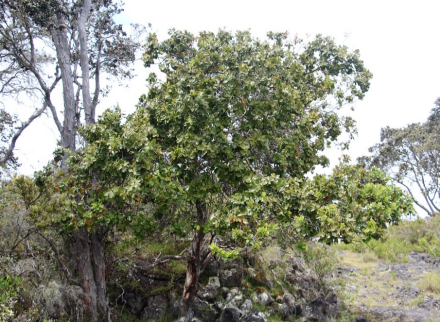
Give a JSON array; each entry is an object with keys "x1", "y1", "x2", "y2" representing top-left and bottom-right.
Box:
[{"x1": 0, "y1": 102, "x2": 47, "y2": 166}]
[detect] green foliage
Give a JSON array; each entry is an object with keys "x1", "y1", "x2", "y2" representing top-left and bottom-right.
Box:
[
  {"x1": 137, "y1": 29, "x2": 376, "y2": 251},
  {"x1": 0, "y1": 274, "x2": 21, "y2": 319},
  {"x1": 277, "y1": 160, "x2": 414, "y2": 249},
  {"x1": 0, "y1": 274, "x2": 21, "y2": 303},
  {"x1": 37, "y1": 108, "x2": 173, "y2": 240},
  {"x1": 303, "y1": 242, "x2": 338, "y2": 281},
  {"x1": 338, "y1": 216, "x2": 440, "y2": 262},
  {"x1": 60, "y1": 30, "x2": 412, "y2": 262},
  {"x1": 210, "y1": 243, "x2": 240, "y2": 260}
]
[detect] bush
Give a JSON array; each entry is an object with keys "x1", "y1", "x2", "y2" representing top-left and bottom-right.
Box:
[
  {"x1": 303, "y1": 242, "x2": 338, "y2": 281},
  {"x1": 0, "y1": 274, "x2": 21, "y2": 320},
  {"x1": 336, "y1": 216, "x2": 440, "y2": 262}
]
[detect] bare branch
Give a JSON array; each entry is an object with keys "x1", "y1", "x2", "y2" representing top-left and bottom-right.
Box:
[{"x1": 0, "y1": 102, "x2": 47, "y2": 166}]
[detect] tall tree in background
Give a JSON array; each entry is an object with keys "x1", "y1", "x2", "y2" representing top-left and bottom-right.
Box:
[
  {"x1": 0, "y1": 0, "x2": 143, "y2": 168},
  {"x1": 0, "y1": 0, "x2": 145, "y2": 319},
  {"x1": 359, "y1": 98, "x2": 440, "y2": 216}
]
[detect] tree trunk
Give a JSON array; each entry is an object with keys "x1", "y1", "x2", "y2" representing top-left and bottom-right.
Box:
[
  {"x1": 50, "y1": 15, "x2": 76, "y2": 154},
  {"x1": 91, "y1": 226, "x2": 108, "y2": 319},
  {"x1": 78, "y1": 0, "x2": 94, "y2": 125},
  {"x1": 179, "y1": 202, "x2": 206, "y2": 321},
  {"x1": 74, "y1": 228, "x2": 98, "y2": 321}
]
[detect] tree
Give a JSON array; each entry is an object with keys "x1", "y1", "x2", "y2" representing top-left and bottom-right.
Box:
[
  {"x1": 359, "y1": 98, "x2": 440, "y2": 216},
  {"x1": 138, "y1": 29, "x2": 377, "y2": 320},
  {"x1": 57, "y1": 30, "x2": 413, "y2": 321},
  {"x1": 0, "y1": 0, "x2": 145, "y2": 319},
  {"x1": 0, "y1": 0, "x2": 144, "y2": 167}
]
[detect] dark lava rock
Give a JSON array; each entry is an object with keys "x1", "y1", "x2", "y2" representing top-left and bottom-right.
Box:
[
  {"x1": 219, "y1": 306, "x2": 242, "y2": 322},
  {"x1": 142, "y1": 294, "x2": 168, "y2": 320},
  {"x1": 220, "y1": 269, "x2": 242, "y2": 288},
  {"x1": 192, "y1": 297, "x2": 219, "y2": 321},
  {"x1": 240, "y1": 308, "x2": 268, "y2": 322},
  {"x1": 197, "y1": 276, "x2": 221, "y2": 301},
  {"x1": 355, "y1": 316, "x2": 370, "y2": 322},
  {"x1": 281, "y1": 293, "x2": 302, "y2": 319}
]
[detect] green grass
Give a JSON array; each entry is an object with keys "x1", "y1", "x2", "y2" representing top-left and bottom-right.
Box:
[
  {"x1": 335, "y1": 216, "x2": 440, "y2": 262},
  {"x1": 418, "y1": 272, "x2": 440, "y2": 293}
]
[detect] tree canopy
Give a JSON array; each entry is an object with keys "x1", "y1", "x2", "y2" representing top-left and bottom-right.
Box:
[
  {"x1": 12, "y1": 28, "x2": 415, "y2": 321},
  {"x1": 0, "y1": 0, "x2": 145, "y2": 169}
]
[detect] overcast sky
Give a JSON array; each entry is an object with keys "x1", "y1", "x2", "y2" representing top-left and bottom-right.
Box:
[{"x1": 13, "y1": 0, "x2": 440, "y2": 180}]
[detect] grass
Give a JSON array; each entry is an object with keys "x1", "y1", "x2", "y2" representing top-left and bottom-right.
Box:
[
  {"x1": 418, "y1": 272, "x2": 440, "y2": 293},
  {"x1": 338, "y1": 250, "x2": 378, "y2": 270},
  {"x1": 336, "y1": 216, "x2": 440, "y2": 263}
]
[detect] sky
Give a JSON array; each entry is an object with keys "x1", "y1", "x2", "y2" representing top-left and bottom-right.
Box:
[{"x1": 12, "y1": 0, "x2": 440, "y2": 182}]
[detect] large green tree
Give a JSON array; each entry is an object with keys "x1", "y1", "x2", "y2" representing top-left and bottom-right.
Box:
[
  {"x1": 137, "y1": 29, "x2": 377, "y2": 319},
  {"x1": 359, "y1": 98, "x2": 440, "y2": 216},
  {"x1": 58, "y1": 30, "x2": 414, "y2": 321}
]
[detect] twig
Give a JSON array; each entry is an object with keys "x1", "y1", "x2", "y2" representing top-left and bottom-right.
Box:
[{"x1": 143, "y1": 248, "x2": 189, "y2": 271}]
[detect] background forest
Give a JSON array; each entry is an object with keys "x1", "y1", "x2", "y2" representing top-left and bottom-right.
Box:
[{"x1": 0, "y1": 1, "x2": 439, "y2": 322}]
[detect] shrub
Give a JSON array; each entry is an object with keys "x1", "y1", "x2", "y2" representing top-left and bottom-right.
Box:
[{"x1": 303, "y1": 242, "x2": 338, "y2": 281}]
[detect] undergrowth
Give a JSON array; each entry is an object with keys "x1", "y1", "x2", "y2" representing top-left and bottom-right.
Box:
[{"x1": 336, "y1": 216, "x2": 440, "y2": 262}]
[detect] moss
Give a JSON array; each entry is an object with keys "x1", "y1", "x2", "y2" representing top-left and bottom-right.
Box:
[{"x1": 254, "y1": 286, "x2": 267, "y2": 293}]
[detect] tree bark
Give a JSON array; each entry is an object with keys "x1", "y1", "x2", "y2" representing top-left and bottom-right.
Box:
[
  {"x1": 78, "y1": 0, "x2": 94, "y2": 125},
  {"x1": 74, "y1": 228, "x2": 98, "y2": 321},
  {"x1": 179, "y1": 202, "x2": 206, "y2": 321},
  {"x1": 91, "y1": 226, "x2": 109, "y2": 319},
  {"x1": 50, "y1": 16, "x2": 76, "y2": 154}
]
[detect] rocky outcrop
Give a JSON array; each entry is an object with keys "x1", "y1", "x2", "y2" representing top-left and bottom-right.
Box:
[{"x1": 110, "y1": 249, "x2": 342, "y2": 322}]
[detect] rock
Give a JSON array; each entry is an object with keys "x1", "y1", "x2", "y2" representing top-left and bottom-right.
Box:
[
  {"x1": 142, "y1": 295, "x2": 168, "y2": 321},
  {"x1": 302, "y1": 301, "x2": 327, "y2": 322},
  {"x1": 208, "y1": 276, "x2": 221, "y2": 288},
  {"x1": 221, "y1": 287, "x2": 230, "y2": 299},
  {"x1": 219, "y1": 306, "x2": 242, "y2": 322},
  {"x1": 322, "y1": 293, "x2": 338, "y2": 317},
  {"x1": 239, "y1": 299, "x2": 253, "y2": 313},
  {"x1": 198, "y1": 277, "x2": 221, "y2": 301},
  {"x1": 125, "y1": 295, "x2": 147, "y2": 315},
  {"x1": 190, "y1": 318, "x2": 204, "y2": 322},
  {"x1": 204, "y1": 257, "x2": 220, "y2": 276},
  {"x1": 367, "y1": 306, "x2": 437, "y2": 322},
  {"x1": 220, "y1": 269, "x2": 242, "y2": 288},
  {"x1": 251, "y1": 289, "x2": 273, "y2": 307},
  {"x1": 281, "y1": 293, "x2": 302, "y2": 319},
  {"x1": 245, "y1": 267, "x2": 273, "y2": 288},
  {"x1": 171, "y1": 299, "x2": 181, "y2": 317},
  {"x1": 192, "y1": 297, "x2": 219, "y2": 321},
  {"x1": 225, "y1": 288, "x2": 245, "y2": 308},
  {"x1": 218, "y1": 258, "x2": 244, "y2": 288},
  {"x1": 240, "y1": 308, "x2": 268, "y2": 322}
]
